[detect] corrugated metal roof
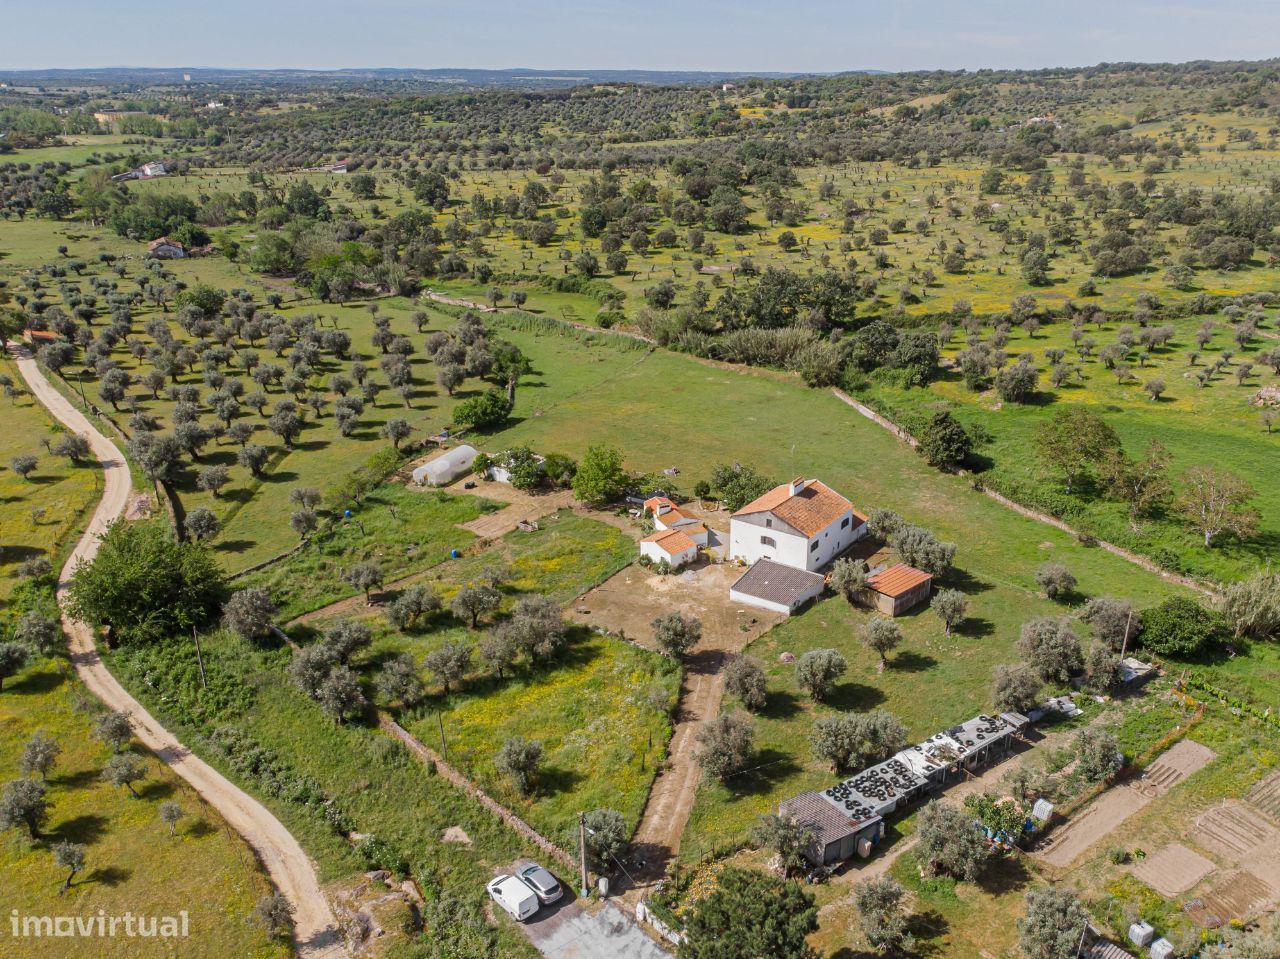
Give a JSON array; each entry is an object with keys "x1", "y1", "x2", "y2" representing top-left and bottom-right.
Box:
[{"x1": 867, "y1": 563, "x2": 932, "y2": 598}]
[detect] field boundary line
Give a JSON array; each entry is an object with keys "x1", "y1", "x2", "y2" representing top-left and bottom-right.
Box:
[{"x1": 830, "y1": 387, "x2": 1219, "y2": 598}]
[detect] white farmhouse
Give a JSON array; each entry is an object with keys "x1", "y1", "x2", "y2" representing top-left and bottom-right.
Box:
[{"x1": 728, "y1": 477, "x2": 865, "y2": 572}]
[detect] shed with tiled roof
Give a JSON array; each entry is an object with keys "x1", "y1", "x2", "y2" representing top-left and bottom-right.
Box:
[{"x1": 865, "y1": 563, "x2": 933, "y2": 616}]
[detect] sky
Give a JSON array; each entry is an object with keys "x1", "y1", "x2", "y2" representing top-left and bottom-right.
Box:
[{"x1": 7, "y1": 0, "x2": 1280, "y2": 73}]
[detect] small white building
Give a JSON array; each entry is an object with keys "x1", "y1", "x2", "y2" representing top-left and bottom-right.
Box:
[
  {"x1": 730, "y1": 559, "x2": 826, "y2": 615},
  {"x1": 140, "y1": 161, "x2": 168, "y2": 177},
  {"x1": 412, "y1": 445, "x2": 478, "y2": 487},
  {"x1": 729, "y1": 478, "x2": 865, "y2": 572},
  {"x1": 640, "y1": 528, "x2": 699, "y2": 569}
]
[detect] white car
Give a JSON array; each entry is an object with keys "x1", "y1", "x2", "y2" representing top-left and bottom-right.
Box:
[
  {"x1": 517, "y1": 862, "x2": 564, "y2": 904},
  {"x1": 487, "y1": 874, "x2": 539, "y2": 922}
]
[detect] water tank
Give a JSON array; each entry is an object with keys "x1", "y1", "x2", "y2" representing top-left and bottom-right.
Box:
[
  {"x1": 857, "y1": 838, "x2": 873, "y2": 858},
  {"x1": 1129, "y1": 922, "x2": 1155, "y2": 947},
  {"x1": 1149, "y1": 938, "x2": 1174, "y2": 959}
]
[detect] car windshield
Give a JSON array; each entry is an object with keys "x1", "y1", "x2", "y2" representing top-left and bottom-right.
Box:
[{"x1": 527, "y1": 868, "x2": 555, "y2": 888}]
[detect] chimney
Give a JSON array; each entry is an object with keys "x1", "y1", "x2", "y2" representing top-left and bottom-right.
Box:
[{"x1": 789, "y1": 477, "x2": 806, "y2": 496}]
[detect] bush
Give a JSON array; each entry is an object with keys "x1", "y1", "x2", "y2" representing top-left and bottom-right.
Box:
[{"x1": 1141, "y1": 596, "x2": 1225, "y2": 657}]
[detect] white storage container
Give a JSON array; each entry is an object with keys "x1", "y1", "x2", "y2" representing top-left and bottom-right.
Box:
[{"x1": 1129, "y1": 921, "x2": 1155, "y2": 947}]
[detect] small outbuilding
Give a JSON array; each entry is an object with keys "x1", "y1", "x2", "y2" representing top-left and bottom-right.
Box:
[
  {"x1": 147, "y1": 236, "x2": 186, "y2": 259},
  {"x1": 865, "y1": 564, "x2": 933, "y2": 616},
  {"x1": 777, "y1": 791, "x2": 884, "y2": 867},
  {"x1": 730, "y1": 559, "x2": 826, "y2": 616},
  {"x1": 640, "y1": 528, "x2": 698, "y2": 569},
  {"x1": 412, "y1": 445, "x2": 478, "y2": 487}
]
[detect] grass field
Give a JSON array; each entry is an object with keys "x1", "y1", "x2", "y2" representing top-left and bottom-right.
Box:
[
  {"x1": 292, "y1": 509, "x2": 675, "y2": 841},
  {"x1": 238, "y1": 483, "x2": 495, "y2": 619},
  {"x1": 855, "y1": 310, "x2": 1280, "y2": 582},
  {"x1": 0, "y1": 659, "x2": 287, "y2": 959},
  {"x1": 0, "y1": 357, "x2": 100, "y2": 614}
]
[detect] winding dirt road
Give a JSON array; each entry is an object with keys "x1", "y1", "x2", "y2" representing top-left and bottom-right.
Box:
[{"x1": 10, "y1": 345, "x2": 346, "y2": 959}]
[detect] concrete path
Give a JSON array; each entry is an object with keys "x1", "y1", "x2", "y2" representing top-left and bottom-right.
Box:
[
  {"x1": 10, "y1": 345, "x2": 347, "y2": 959},
  {"x1": 521, "y1": 896, "x2": 670, "y2": 959}
]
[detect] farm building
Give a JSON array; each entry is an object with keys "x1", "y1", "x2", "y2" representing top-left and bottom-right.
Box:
[
  {"x1": 140, "y1": 161, "x2": 168, "y2": 177},
  {"x1": 147, "y1": 236, "x2": 185, "y2": 259},
  {"x1": 784, "y1": 714, "x2": 1020, "y2": 866},
  {"x1": 412, "y1": 445, "x2": 478, "y2": 487},
  {"x1": 729, "y1": 478, "x2": 865, "y2": 572},
  {"x1": 484, "y1": 448, "x2": 545, "y2": 485},
  {"x1": 777, "y1": 791, "x2": 884, "y2": 866},
  {"x1": 640, "y1": 528, "x2": 699, "y2": 569},
  {"x1": 865, "y1": 564, "x2": 933, "y2": 616},
  {"x1": 730, "y1": 559, "x2": 825, "y2": 615}
]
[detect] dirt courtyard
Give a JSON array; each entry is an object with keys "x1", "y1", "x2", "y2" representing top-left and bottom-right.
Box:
[{"x1": 568, "y1": 560, "x2": 781, "y2": 652}]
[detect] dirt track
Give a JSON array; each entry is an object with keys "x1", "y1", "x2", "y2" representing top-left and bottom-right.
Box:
[{"x1": 11, "y1": 345, "x2": 346, "y2": 959}]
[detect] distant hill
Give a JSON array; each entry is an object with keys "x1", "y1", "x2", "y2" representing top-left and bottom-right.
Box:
[{"x1": 0, "y1": 65, "x2": 867, "y2": 92}]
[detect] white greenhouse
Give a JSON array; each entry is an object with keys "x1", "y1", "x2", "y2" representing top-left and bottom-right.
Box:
[{"x1": 412, "y1": 445, "x2": 479, "y2": 487}]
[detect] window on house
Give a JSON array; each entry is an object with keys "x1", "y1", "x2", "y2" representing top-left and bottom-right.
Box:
[
  {"x1": 765, "y1": 518, "x2": 773, "y2": 528},
  {"x1": 810, "y1": 540, "x2": 820, "y2": 552},
  {"x1": 761, "y1": 535, "x2": 776, "y2": 548},
  {"x1": 840, "y1": 517, "x2": 850, "y2": 529}
]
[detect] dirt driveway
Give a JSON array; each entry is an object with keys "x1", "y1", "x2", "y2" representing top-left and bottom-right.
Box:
[{"x1": 575, "y1": 561, "x2": 782, "y2": 890}]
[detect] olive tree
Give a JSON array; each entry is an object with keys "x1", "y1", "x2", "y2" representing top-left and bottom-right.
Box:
[
  {"x1": 495, "y1": 736, "x2": 544, "y2": 795},
  {"x1": 652, "y1": 612, "x2": 701, "y2": 659},
  {"x1": 795, "y1": 648, "x2": 847, "y2": 702},
  {"x1": 724, "y1": 655, "x2": 768, "y2": 711},
  {"x1": 695, "y1": 711, "x2": 755, "y2": 781}
]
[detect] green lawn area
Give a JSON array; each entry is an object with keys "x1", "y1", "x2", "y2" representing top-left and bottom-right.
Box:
[
  {"x1": 0, "y1": 357, "x2": 100, "y2": 615},
  {"x1": 855, "y1": 310, "x2": 1280, "y2": 582},
  {"x1": 237, "y1": 483, "x2": 494, "y2": 619},
  {"x1": 403, "y1": 631, "x2": 678, "y2": 844},
  {"x1": 0, "y1": 658, "x2": 287, "y2": 959}
]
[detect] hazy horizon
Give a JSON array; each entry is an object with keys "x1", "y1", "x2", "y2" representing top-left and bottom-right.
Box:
[{"x1": 6, "y1": 1, "x2": 1280, "y2": 74}]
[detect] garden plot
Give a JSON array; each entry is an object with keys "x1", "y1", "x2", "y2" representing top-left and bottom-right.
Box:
[
  {"x1": 1131, "y1": 844, "x2": 1216, "y2": 897},
  {"x1": 1186, "y1": 871, "x2": 1278, "y2": 929},
  {"x1": 1247, "y1": 768, "x2": 1280, "y2": 818},
  {"x1": 1194, "y1": 802, "x2": 1277, "y2": 859},
  {"x1": 1036, "y1": 739, "x2": 1217, "y2": 868}
]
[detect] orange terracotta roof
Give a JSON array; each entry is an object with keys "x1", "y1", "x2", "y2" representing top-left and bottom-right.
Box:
[
  {"x1": 642, "y1": 528, "x2": 697, "y2": 554},
  {"x1": 681, "y1": 523, "x2": 707, "y2": 537},
  {"x1": 867, "y1": 564, "x2": 932, "y2": 598},
  {"x1": 733, "y1": 479, "x2": 858, "y2": 537}
]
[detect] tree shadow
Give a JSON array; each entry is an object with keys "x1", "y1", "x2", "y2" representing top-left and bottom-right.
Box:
[
  {"x1": 7, "y1": 669, "x2": 65, "y2": 695},
  {"x1": 536, "y1": 765, "x2": 583, "y2": 797},
  {"x1": 52, "y1": 768, "x2": 101, "y2": 790},
  {"x1": 185, "y1": 818, "x2": 218, "y2": 839},
  {"x1": 939, "y1": 567, "x2": 994, "y2": 594},
  {"x1": 137, "y1": 780, "x2": 175, "y2": 801},
  {"x1": 826, "y1": 681, "x2": 886, "y2": 712},
  {"x1": 976, "y1": 853, "x2": 1032, "y2": 895},
  {"x1": 214, "y1": 539, "x2": 256, "y2": 554},
  {"x1": 955, "y1": 617, "x2": 996, "y2": 639},
  {"x1": 892, "y1": 650, "x2": 938, "y2": 673},
  {"x1": 0, "y1": 545, "x2": 48, "y2": 567},
  {"x1": 263, "y1": 470, "x2": 299, "y2": 484},
  {"x1": 84, "y1": 865, "x2": 132, "y2": 888},
  {"x1": 50, "y1": 814, "x2": 109, "y2": 845},
  {"x1": 723, "y1": 747, "x2": 802, "y2": 798},
  {"x1": 761, "y1": 688, "x2": 803, "y2": 720}
]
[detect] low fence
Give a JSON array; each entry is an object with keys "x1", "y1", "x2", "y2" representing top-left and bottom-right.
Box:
[{"x1": 377, "y1": 715, "x2": 577, "y2": 873}]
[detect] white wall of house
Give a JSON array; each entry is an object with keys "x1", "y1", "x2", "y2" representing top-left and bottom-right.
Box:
[
  {"x1": 729, "y1": 512, "x2": 865, "y2": 572},
  {"x1": 641, "y1": 541, "x2": 696, "y2": 568},
  {"x1": 729, "y1": 580, "x2": 824, "y2": 616}
]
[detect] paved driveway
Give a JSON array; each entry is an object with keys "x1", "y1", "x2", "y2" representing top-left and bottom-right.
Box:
[{"x1": 520, "y1": 894, "x2": 670, "y2": 959}]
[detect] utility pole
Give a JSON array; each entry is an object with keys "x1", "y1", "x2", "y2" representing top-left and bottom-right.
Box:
[
  {"x1": 578, "y1": 812, "x2": 590, "y2": 898},
  {"x1": 1119, "y1": 608, "x2": 1134, "y2": 660},
  {"x1": 192, "y1": 626, "x2": 207, "y2": 689}
]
